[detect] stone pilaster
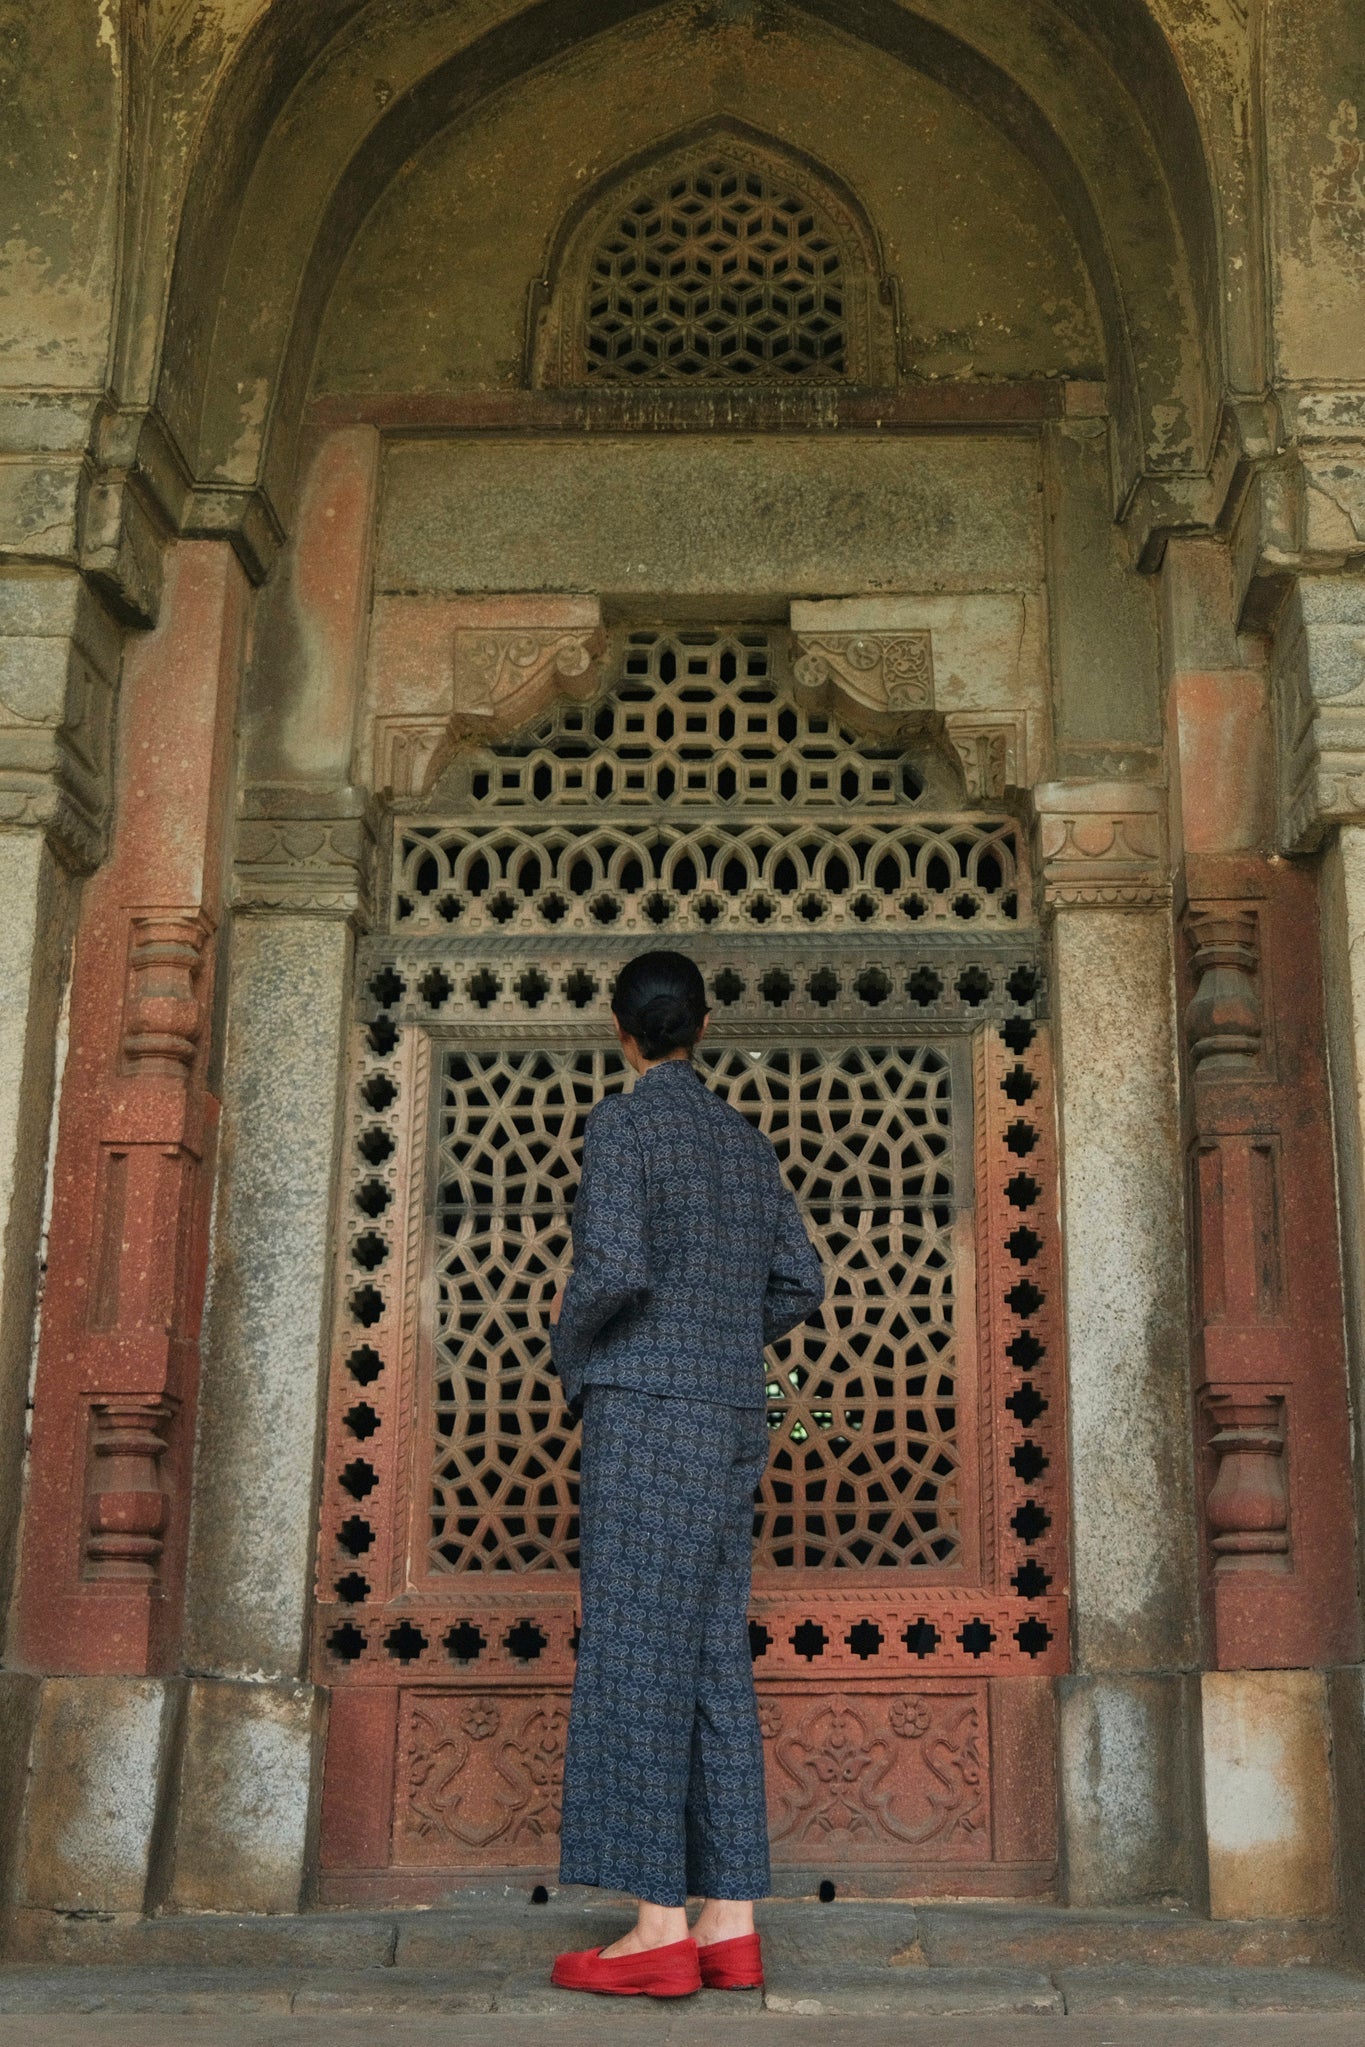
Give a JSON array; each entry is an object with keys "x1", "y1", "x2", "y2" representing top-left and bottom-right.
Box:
[
  {"x1": 0, "y1": 568, "x2": 121, "y2": 1639},
  {"x1": 1315, "y1": 741, "x2": 1365, "y2": 1949},
  {"x1": 14, "y1": 544, "x2": 247, "y2": 1680},
  {"x1": 1283, "y1": 574, "x2": 1365, "y2": 1609},
  {"x1": 169, "y1": 793, "x2": 370, "y2": 1911},
  {"x1": 1035, "y1": 780, "x2": 1203, "y2": 1905}
]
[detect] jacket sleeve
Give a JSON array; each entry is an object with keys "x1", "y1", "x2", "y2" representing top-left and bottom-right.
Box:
[
  {"x1": 763, "y1": 1173, "x2": 825, "y2": 1345},
  {"x1": 550, "y1": 1103, "x2": 652, "y2": 1407}
]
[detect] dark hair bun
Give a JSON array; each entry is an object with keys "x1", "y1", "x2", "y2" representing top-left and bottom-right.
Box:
[{"x1": 612, "y1": 951, "x2": 708, "y2": 1060}]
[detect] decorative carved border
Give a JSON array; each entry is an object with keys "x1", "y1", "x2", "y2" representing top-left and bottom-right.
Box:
[
  {"x1": 793, "y1": 631, "x2": 934, "y2": 721},
  {"x1": 312, "y1": 938, "x2": 1068, "y2": 1689}
]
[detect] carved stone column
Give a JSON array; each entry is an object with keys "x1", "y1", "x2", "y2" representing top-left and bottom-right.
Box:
[
  {"x1": 1036, "y1": 780, "x2": 1203, "y2": 1906},
  {"x1": 1165, "y1": 538, "x2": 1354, "y2": 1921},
  {"x1": 7, "y1": 544, "x2": 247, "y2": 1939},
  {"x1": 167, "y1": 791, "x2": 372, "y2": 1914},
  {"x1": 158, "y1": 429, "x2": 383, "y2": 1916},
  {"x1": 1178, "y1": 863, "x2": 1355, "y2": 1673},
  {"x1": 1283, "y1": 569, "x2": 1365, "y2": 1941}
]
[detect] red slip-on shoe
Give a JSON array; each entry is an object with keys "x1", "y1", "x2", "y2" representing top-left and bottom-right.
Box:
[
  {"x1": 550, "y1": 1936, "x2": 702, "y2": 1997},
  {"x1": 698, "y1": 1932, "x2": 764, "y2": 1989}
]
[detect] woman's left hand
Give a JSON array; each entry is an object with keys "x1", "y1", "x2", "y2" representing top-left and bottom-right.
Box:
[{"x1": 550, "y1": 1286, "x2": 565, "y2": 1326}]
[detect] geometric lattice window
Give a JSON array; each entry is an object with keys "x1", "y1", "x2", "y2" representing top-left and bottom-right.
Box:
[
  {"x1": 430, "y1": 1048, "x2": 614, "y2": 1574},
  {"x1": 530, "y1": 125, "x2": 898, "y2": 388},
  {"x1": 427, "y1": 1039, "x2": 961, "y2": 1575},
  {"x1": 315, "y1": 626, "x2": 1069, "y2": 1734},
  {"x1": 433, "y1": 630, "x2": 929, "y2": 815},
  {"x1": 584, "y1": 153, "x2": 846, "y2": 381},
  {"x1": 313, "y1": 619, "x2": 1071, "y2": 1896},
  {"x1": 727, "y1": 1043, "x2": 960, "y2": 1569}
]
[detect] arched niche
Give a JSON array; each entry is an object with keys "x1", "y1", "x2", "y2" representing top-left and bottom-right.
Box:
[{"x1": 150, "y1": 0, "x2": 1221, "y2": 526}]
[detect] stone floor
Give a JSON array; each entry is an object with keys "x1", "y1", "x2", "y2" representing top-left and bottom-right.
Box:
[
  {"x1": 9, "y1": 2020, "x2": 1365, "y2": 2047},
  {"x1": 2, "y1": 1897, "x2": 1365, "y2": 2036}
]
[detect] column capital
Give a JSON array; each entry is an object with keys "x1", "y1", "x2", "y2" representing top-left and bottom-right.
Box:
[
  {"x1": 1032, "y1": 780, "x2": 1169, "y2": 912},
  {"x1": 0, "y1": 567, "x2": 122, "y2": 873},
  {"x1": 233, "y1": 785, "x2": 377, "y2": 924},
  {"x1": 1274, "y1": 571, "x2": 1365, "y2": 851}
]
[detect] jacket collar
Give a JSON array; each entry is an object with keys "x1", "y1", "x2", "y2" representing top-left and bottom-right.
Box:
[{"x1": 635, "y1": 1056, "x2": 700, "y2": 1091}]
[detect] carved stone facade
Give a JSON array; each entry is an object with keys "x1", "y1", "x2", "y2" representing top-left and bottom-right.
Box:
[
  {"x1": 1177, "y1": 860, "x2": 1358, "y2": 1671},
  {"x1": 793, "y1": 629, "x2": 935, "y2": 716},
  {"x1": 1275, "y1": 576, "x2": 1365, "y2": 852},
  {"x1": 4, "y1": 0, "x2": 1365, "y2": 1951},
  {"x1": 13, "y1": 544, "x2": 248, "y2": 1676},
  {"x1": 366, "y1": 597, "x2": 607, "y2": 800}
]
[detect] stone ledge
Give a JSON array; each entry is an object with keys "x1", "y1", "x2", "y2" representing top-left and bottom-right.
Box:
[
  {"x1": 2, "y1": 1953, "x2": 1365, "y2": 2020},
  {"x1": 1056, "y1": 1966, "x2": 1365, "y2": 2014},
  {"x1": 915, "y1": 1904, "x2": 1340, "y2": 1970},
  {"x1": 762, "y1": 1965, "x2": 1061, "y2": 2016},
  {"x1": 4, "y1": 1909, "x2": 396, "y2": 1969}
]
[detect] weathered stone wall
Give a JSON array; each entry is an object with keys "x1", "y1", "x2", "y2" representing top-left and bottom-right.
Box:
[{"x1": 313, "y1": 8, "x2": 1100, "y2": 398}]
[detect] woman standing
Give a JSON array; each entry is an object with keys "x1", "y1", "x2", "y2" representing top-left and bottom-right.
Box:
[{"x1": 548, "y1": 949, "x2": 825, "y2": 1999}]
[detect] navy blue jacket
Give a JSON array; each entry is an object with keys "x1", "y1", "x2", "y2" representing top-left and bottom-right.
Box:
[{"x1": 551, "y1": 1058, "x2": 825, "y2": 1411}]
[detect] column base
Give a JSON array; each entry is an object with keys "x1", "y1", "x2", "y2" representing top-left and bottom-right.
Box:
[
  {"x1": 1202, "y1": 1669, "x2": 1336, "y2": 1920},
  {"x1": 1059, "y1": 1672, "x2": 1205, "y2": 1907},
  {"x1": 10, "y1": 1675, "x2": 184, "y2": 1919},
  {"x1": 162, "y1": 1677, "x2": 325, "y2": 1915}
]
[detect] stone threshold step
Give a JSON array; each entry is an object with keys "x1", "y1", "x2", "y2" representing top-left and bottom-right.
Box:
[
  {"x1": 6, "y1": 1899, "x2": 1345, "y2": 1974},
  {"x1": 1, "y1": 1963, "x2": 1365, "y2": 2019}
]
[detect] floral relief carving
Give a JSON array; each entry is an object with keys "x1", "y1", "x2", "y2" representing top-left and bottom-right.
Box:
[
  {"x1": 793, "y1": 631, "x2": 934, "y2": 721},
  {"x1": 373, "y1": 623, "x2": 607, "y2": 799},
  {"x1": 760, "y1": 1689, "x2": 988, "y2": 1857},
  {"x1": 396, "y1": 1692, "x2": 569, "y2": 1864}
]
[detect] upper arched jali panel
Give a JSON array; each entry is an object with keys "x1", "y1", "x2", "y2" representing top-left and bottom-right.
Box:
[
  {"x1": 528, "y1": 121, "x2": 902, "y2": 389},
  {"x1": 154, "y1": 0, "x2": 1222, "y2": 513}
]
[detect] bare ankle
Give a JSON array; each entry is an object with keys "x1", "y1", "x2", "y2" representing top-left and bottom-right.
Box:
[{"x1": 692, "y1": 1898, "x2": 756, "y2": 1945}]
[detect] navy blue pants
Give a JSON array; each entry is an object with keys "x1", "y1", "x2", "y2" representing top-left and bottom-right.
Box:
[{"x1": 558, "y1": 1386, "x2": 773, "y2": 1906}]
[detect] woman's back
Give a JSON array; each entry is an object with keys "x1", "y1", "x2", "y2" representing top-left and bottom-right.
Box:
[{"x1": 551, "y1": 1057, "x2": 823, "y2": 1411}]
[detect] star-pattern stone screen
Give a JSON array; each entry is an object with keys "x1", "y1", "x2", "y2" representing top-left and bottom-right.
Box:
[
  {"x1": 583, "y1": 153, "x2": 848, "y2": 381},
  {"x1": 427, "y1": 1038, "x2": 959, "y2": 1573}
]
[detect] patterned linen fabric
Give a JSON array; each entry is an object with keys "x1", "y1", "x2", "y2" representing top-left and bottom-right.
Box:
[
  {"x1": 559, "y1": 1386, "x2": 774, "y2": 1905},
  {"x1": 550, "y1": 1057, "x2": 825, "y2": 1411}
]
